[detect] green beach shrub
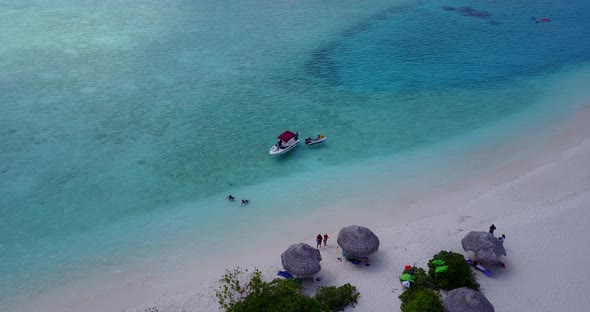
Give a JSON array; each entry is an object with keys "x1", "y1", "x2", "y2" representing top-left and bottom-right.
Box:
[
  {"x1": 215, "y1": 267, "x2": 253, "y2": 309},
  {"x1": 216, "y1": 268, "x2": 360, "y2": 312},
  {"x1": 398, "y1": 266, "x2": 441, "y2": 312},
  {"x1": 427, "y1": 251, "x2": 479, "y2": 290},
  {"x1": 401, "y1": 267, "x2": 433, "y2": 290},
  {"x1": 225, "y1": 276, "x2": 327, "y2": 312},
  {"x1": 229, "y1": 279, "x2": 328, "y2": 312},
  {"x1": 397, "y1": 252, "x2": 479, "y2": 311},
  {"x1": 399, "y1": 289, "x2": 443, "y2": 312},
  {"x1": 314, "y1": 283, "x2": 360, "y2": 311},
  {"x1": 216, "y1": 268, "x2": 240, "y2": 309}
]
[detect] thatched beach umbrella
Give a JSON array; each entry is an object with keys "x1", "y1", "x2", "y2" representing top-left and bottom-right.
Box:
[
  {"x1": 444, "y1": 287, "x2": 494, "y2": 312},
  {"x1": 461, "y1": 231, "x2": 506, "y2": 263},
  {"x1": 281, "y1": 243, "x2": 322, "y2": 276},
  {"x1": 337, "y1": 225, "x2": 380, "y2": 257}
]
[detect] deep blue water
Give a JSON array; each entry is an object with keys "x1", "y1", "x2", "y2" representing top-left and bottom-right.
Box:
[
  {"x1": 308, "y1": 0, "x2": 590, "y2": 91},
  {"x1": 1, "y1": 0, "x2": 589, "y2": 305}
]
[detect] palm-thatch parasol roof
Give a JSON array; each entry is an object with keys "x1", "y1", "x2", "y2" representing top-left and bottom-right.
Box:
[
  {"x1": 444, "y1": 287, "x2": 494, "y2": 312},
  {"x1": 337, "y1": 225, "x2": 380, "y2": 258},
  {"x1": 281, "y1": 243, "x2": 322, "y2": 276},
  {"x1": 461, "y1": 231, "x2": 506, "y2": 263}
]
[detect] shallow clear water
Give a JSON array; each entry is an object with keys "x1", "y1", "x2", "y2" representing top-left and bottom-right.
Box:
[{"x1": 1, "y1": 0, "x2": 589, "y2": 304}]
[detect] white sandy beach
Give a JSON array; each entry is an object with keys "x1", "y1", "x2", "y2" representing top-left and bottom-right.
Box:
[{"x1": 10, "y1": 98, "x2": 590, "y2": 312}]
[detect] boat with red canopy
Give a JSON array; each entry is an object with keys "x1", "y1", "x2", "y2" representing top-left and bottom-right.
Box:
[{"x1": 269, "y1": 130, "x2": 300, "y2": 155}]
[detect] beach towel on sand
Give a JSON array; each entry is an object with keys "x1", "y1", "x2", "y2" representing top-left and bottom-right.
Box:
[
  {"x1": 277, "y1": 271, "x2": 293, "y2": 279},
  {"x1": 400, "y1": 273, "x2": 415, "y2": 282},
  {"x1": 432, "y1": 259, "x2": 445, "y2": 266}
]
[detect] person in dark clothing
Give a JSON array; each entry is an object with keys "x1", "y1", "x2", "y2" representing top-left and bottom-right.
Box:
[
  {"x1": 489, "y1": 224, "x2": 496, "y2": 235},
  {"x1": 241, "y1": 199, "x2": 249, "y2": 206},
  {"x1": 316, "y1": 234, "x2": 323, "y2": 249},
  {"x1": 227, "y1": 195, "x2": 235, "y2": 201}
]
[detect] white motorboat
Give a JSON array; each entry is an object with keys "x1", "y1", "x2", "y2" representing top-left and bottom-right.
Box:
[
  {"x1": 269, "y1": 130, "x2": 300, "y2": 155},
  {"x1": 304, "y1": 134, "x2": 327, "y2": 146}
]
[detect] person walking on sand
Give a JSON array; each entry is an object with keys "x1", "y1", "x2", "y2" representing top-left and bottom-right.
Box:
[
  {"x1": 316, "y1": 234, "x2": 322, "y2": 249},
  {"x1": 489, "y1": 224, "x2": 496, "y2": 235},
  {"x1": 323, "y1": 233, "x2": 329, "y2": 247}
]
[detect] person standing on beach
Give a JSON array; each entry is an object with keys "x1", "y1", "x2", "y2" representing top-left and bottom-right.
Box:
[
  {"x1": 316, "y1": 234, "x2": 322, "y2": 249},
  {"x1": 489, "y1": 224, "x2": 496, "y2": 235},
  {"x1": 323, "y1": 233, "x2": 329, "y2": 247}
]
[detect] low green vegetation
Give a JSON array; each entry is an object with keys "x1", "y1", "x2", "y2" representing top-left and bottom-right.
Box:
[
  {"x1": 407, "y1": 267, "x2": 433, "y2": 290},
  {"x1": 399, "y1": 288, "x2": 443, "y2": 312},
  {"x1": 398, "y1": 250, "x2": 480, "y2": 312},
  {"x1": 215, "y1": 268, "x2": 359, "y2": 312},
  {"x1": 398, "y1": 266, "x2": 443, "y2": 312},
  {"x1": 427, "y1": 251, "x2": 479, "y2": 290},
  {"x1": 315, "y1": 283, "x2": 360, "y2": 311}
]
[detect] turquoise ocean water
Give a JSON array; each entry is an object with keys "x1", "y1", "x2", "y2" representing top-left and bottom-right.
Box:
[{"x1": 1, "y1": 0, "x2": 590, "y2": 305}]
